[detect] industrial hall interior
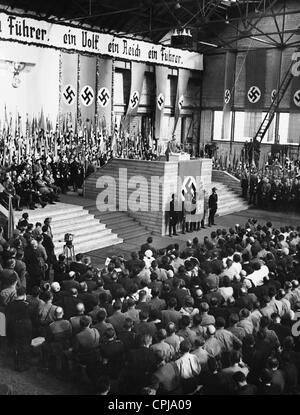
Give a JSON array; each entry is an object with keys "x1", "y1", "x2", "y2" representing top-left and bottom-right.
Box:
[{"x1": 0, "y1": 0, "x2": 299, "y2": 397}]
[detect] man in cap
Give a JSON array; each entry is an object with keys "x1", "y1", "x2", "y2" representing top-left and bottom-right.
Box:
[{"x1": 208, "y1": 187, "x2": 218, "y2": 227}]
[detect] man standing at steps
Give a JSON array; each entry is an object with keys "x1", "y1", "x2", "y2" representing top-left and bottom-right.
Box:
[
  {"x1": 208, "y1": 187, "x2": 218, "y2": 227},
  {"x1": 169, "y1": 194, "x2": 178, "y2": 237}
]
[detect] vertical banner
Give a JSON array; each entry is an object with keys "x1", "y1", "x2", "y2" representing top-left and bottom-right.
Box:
[
  {"x1": 60, "y1": 52, "x2": 78, "y2": 126},
  {"x1": 222, "y1": 51, "x2": 236, "y2": 140},
  {"x1": 269, "y1": 49, "x2": 282, "y2": 104},
  {"x1": 178, "y1": 161, "x2": 203, "y2": 222},
  {"x1": 290, "y1": 69, "x2": 300, "y2": 112},
  {"x1": 97, "y1": 57, "x2": 113, "y2": 134},
  {"x1": 288, "y1": 61, "x2": 300, "y2": 143},
  {"x1": 173, "y1": 68, "x2": 190, "y2": 133},
  {"x1": 155, "y1": 65, "x2": 169, "y2": 139},
  {"x1": 123, "y1": 62, "x2": 146, "y2": 128},
  {"x1": 245, "y1": 49, "x2": 266, "y2": 109},
  {"x1": 79, "y1": 55, "x2": 97, "y2": 124}
]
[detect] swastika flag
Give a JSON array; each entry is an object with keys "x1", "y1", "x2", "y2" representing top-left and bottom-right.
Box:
[
  {"x1": 173, "y1": 68, "x2": 190, "y2": 134},
  {"x1": 290, "y1": 62, "x2": 300, "y2": 112},
  {"x1": 123, "y1": 62, "x2": 145, "y2": 129},
  {"x1": 245, "y1": 49, "x2": 266, "y2": 109},
  {"x1": 60, "y1": 52, "x2": 78, "y2": 127},
  {"x1": 79, "y1": 55, "x2": 97, "y2": 123},
  {"x1": 222, "y1": 51, "x2": 236, "y2": 140},
  {"x1": 97, "y1": 58, "x2": 113, "y2": 134},
  {"x1": 155, "y1": 65, "x2": 169, "y2": 139}
]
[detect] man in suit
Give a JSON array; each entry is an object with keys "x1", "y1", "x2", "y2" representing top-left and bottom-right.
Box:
[
  {"x1": 42, "y1": 225, "x2": 56, "y2": 280},
  {"x1": 168, "y1": 194, "x2": 178, "y2": 237},
  {"x1": 208, "y1": 187, "x2": 218, "y2": 227},
  {"x1": 140, "y1": 237, "x2": 157, "y2": 258},
  {"x1": 161, "y1": 297, "x2": 182, "y2": 328},
  {"x1": 69, "y1": 253, "x2": 88, "y2": 276},
  {"x1": 124, "y1": 333, "x2": 157, "y2": 393},
  {"x1": 107, "y1": 300, "x2": 127, "y2": 335}
]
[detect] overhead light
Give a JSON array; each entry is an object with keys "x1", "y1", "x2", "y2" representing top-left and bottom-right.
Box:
[
  {"x1": 199, "y1": 41, "x2": 218, "y2": 48},
  {"x1": 175, "y1": 0, "x2": 181, "y2": 9},
  {"x1": 250, "y1": 36, "x2": 273, "y2": 45}
]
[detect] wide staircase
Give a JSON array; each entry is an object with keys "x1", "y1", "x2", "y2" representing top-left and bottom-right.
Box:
[
  {"x1": 14, "y1": 202, "x2": 123, "y2": 256},
  {"x1": 212, "y1": 170, "x2": 243, "y2": 195},
  {"x1": 84, "y1": 158, "x2": 166, "y2": 235},
  {"x1": 211, "y1": 170, "x2": 249, "y2": 217},
  {"x1": 83, "y1": 204, "x2": 149, "y2": 241}
]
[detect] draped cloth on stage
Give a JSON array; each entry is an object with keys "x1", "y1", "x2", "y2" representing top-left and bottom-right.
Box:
[
  {"x1": 97, "y1": 58, "x2": 113, "y2": 134},
  {"x1": 79, "y1": 55, "x2": 97, "y2": 124},
  {"x1": 155, "y1": 65, "x2": 169, "y2": 139},
  {"x1": 222, "y1": 51, "x2": 236, "y2": 140},
  {"x1": 173, "y1": 69, "x2": 190, "y2": 134},
  {"x1": 245, "y1": 49, "x2": 266, "y2": 109},
  {"x1": 60, "y1": 52, "x2": 78, "y2": 127},
  {"x1": 123, "y1": 62, "x2": 145, "y2": 129},
  {"x1": 178, "y1": 161, "x2": 203, "y2": 222}
]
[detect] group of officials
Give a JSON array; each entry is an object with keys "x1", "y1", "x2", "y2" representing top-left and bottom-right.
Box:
[
  {"x1": 0, "y1": 155, "x2": 86, "y2": 211},
  {"x1": 169, "y1": 188, "x2": 218, "y2": 237}
]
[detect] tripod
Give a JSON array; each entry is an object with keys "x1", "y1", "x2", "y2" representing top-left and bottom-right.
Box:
[{"x1": 63, "y1": 243, "x2": 75, "y2": 264}]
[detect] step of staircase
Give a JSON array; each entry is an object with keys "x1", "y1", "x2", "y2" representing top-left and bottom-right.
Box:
[
  {"x1": 82, "y1": 204, "x2": 149, "y2": 242},
  {"x1": 211, "y1": 181, "x2": 249, "y2": 217},
  {"x1": 14, "y1": 202, "x2": 123, "y2": 255}
]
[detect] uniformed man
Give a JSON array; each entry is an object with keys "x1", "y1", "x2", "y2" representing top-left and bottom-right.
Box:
[
  {"x1": 169, "y1": 194, "x2": 178, "y2": 237},
  {"x1": 208, "y1": 187, "x2": 218, "y2": 227}
]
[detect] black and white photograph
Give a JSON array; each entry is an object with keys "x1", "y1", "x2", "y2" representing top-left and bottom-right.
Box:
[{"x1": 0, "y1": 0, "x2": 299, "y2": 402}]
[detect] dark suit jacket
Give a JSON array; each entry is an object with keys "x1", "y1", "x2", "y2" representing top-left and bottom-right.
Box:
[
  {"x1": 126, "y1": 346, "x2": 157, "y2": 391},
  {"x1": 42, "y1": 232, "x2": 55, "y2": 260}
]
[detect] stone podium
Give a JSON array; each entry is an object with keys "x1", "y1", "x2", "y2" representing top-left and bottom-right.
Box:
[{"x1": 84, "y1": 157, "x2": 212, "y2": 236}]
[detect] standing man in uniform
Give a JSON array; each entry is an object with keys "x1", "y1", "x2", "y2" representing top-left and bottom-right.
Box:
[
  {"x1": 208, "y1": 187, "x2": 218, "y2": 227},
  {"x1": 169, "y1": 194, "x2": 178, "y2": 237}
]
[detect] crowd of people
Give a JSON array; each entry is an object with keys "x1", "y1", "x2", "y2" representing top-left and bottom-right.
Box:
[
  {"x1": 0, "y1": 213, "x2": 299, "y2": 395},
  {"x1": 214, "y1": 156, "x2": 300, "y2": 211},
  {"x1": 0, "y1": 154, "x2": 89, "y2": 211}
]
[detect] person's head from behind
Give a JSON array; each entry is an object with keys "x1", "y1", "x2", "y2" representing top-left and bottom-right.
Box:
[
  {"x1": 54, "y1": 306, "x2": 64, "y2": 320},
  {"x1": 105, "y1": 327, "x2": 116, "y2": 341},
  {"x1": 113, "y1": 300, "x2": 122, "y2": 312},
  {"x1": 156, "y1": 328, "x2": 167, "y2": 342},
  {"x1": 215, "y1": 317, "x2": 226, "y2": 329},
  {"x1": 80, "y1": 315, "x2": 92, "y2": 329},
  {"x1": 138, "y1": 333, "x2": 152, "y2": 348},
  {"x1": 139, "y1": 310, "x2": 149, "y2": 322},
  {"x1": 76, "y1": 302, "x2": 85, "y2": 315},
  {"x1": 166, "y1": 322, "x2": 176, "y2": 336},
  {"x1": 168, "y1": 297, "x2": 177, "y2": 309},
  {"x1": 179, "y1": 315, "x2": 191, "y2": 329},
  {"x1": 76, "y1": 253, "x2": 84, "y2": 263},
  {"x1": 180, "y1": 340, "x2": 191, "y2": 354},
  {"x1": 123, "y1": 317, "x2": 134, "y2": 331}
]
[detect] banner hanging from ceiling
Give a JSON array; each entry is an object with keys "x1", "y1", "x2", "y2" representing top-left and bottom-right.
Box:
[
  {"x1": 155, "y1": 65, "x2": 169, "y2": 139},
  {"x1": 0, "y1": 11, "x2": 203, "y2": 71},
  {"x1": 97, "y1": 57, "x2": 113, "y2": 134},
  {"x1": 173, "y1": 68, "x2": 190, "y2": 134},
  {"x1": 123, "y1": 62, "x2": 145, "y2": 129},
  {"x1": 245, "y1": 49, "x2": 266, "y2": 109},
  {"x1": 221, "y1": 51, "x2": 236, "y2": 140}
]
